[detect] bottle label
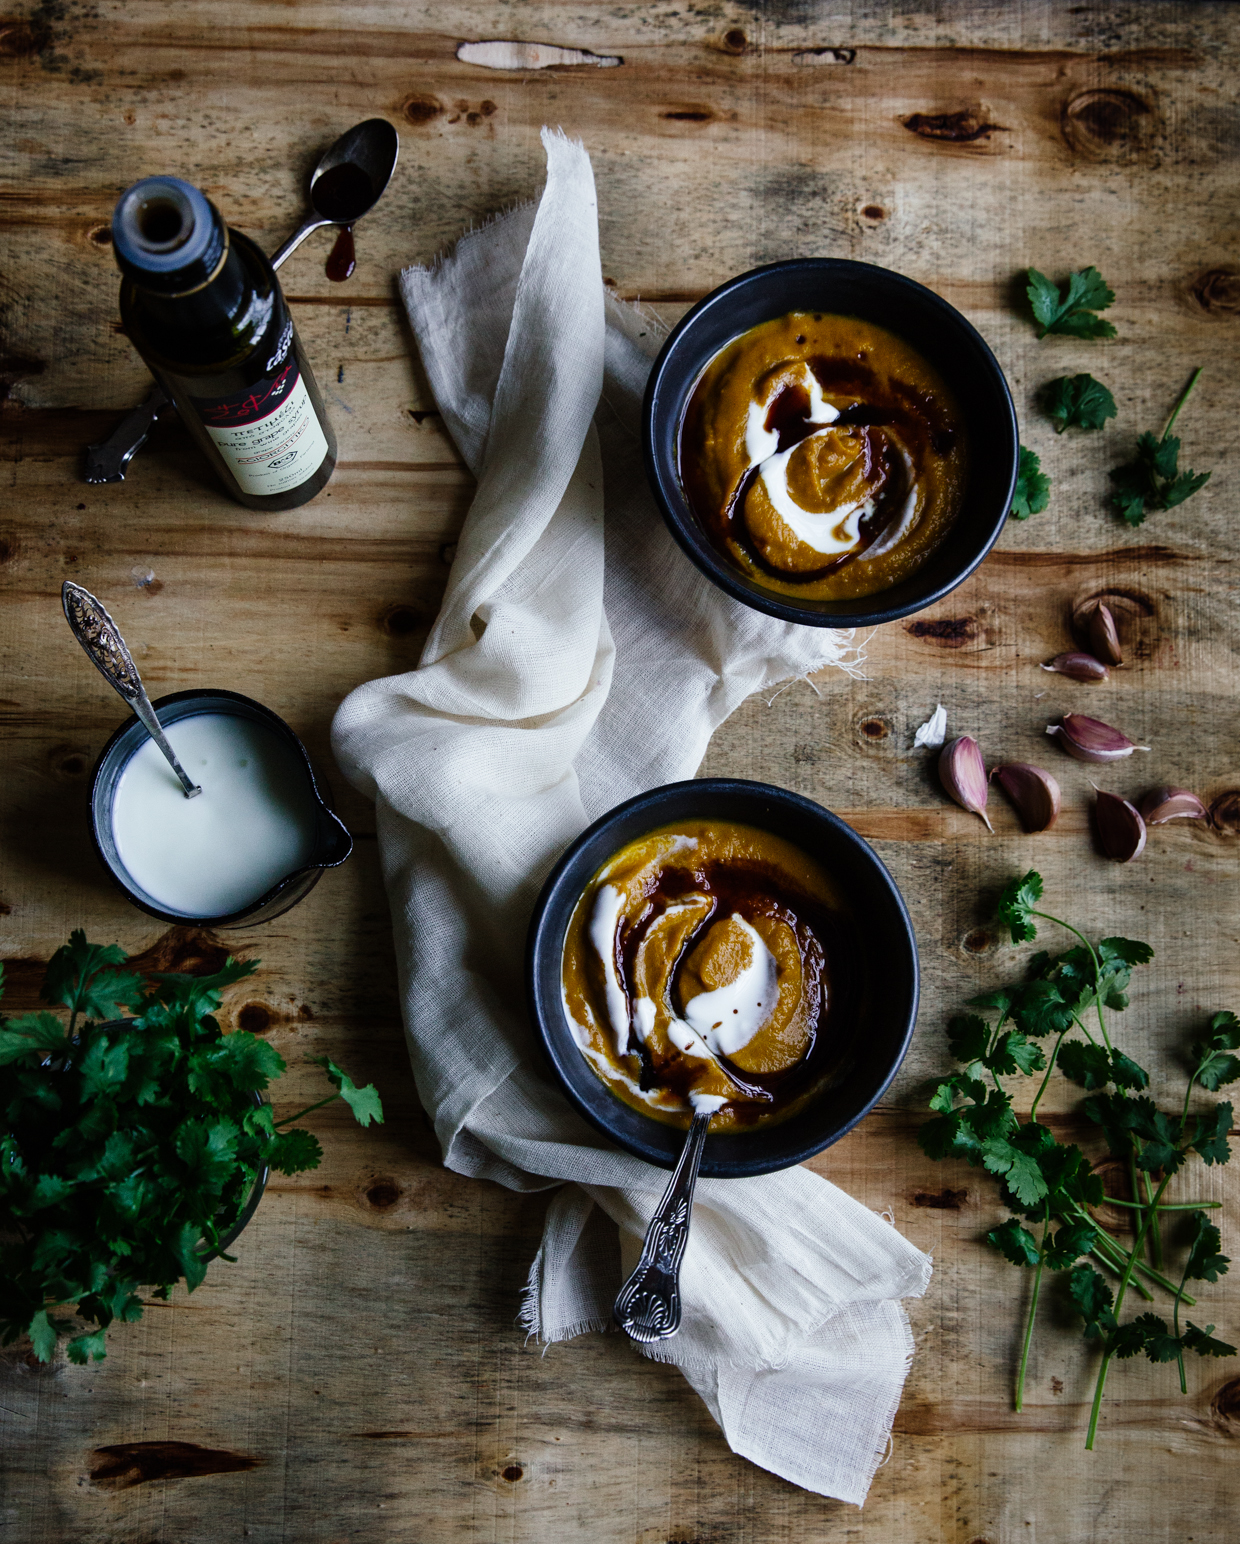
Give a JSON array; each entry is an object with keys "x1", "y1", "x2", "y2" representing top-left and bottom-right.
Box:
[{"x1": 192, "y1": 361, "x2": 329, "y2": 496}]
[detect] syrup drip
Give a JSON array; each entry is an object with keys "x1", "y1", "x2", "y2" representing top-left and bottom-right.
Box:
[{"x1": 325, "y1": 226, "x2": 355, "y2": 282}]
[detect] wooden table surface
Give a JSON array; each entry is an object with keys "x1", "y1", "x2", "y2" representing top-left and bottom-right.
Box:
[{"x1": 3, "y1": 2, "x2": 1239, "y2": 1539}]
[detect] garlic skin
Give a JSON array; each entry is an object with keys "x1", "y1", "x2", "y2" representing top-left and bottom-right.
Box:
[
  {"x1": 1040, "y1": 651, "x2": 1110, "y2": 683},
  {"x1": 1094, "y1": 789, "x2": 1147, "y2": 862},
  {"x1": 914, "y1": 703, "x2": 947, "y2": 749},
  {"x1": 1086, "y1": 602, "x2": 1124, "y2": 667},
  {"x1": 1047, "y1": 713, "x2": 1150, "y2": 764},
  {"x1": 1140, "y1": 787, "x2": 1207, "y2": 825},
  {"x1": 993, "y1": 763, "x2": 1062, "y2": 832},
  {"x1": 938, "y1": 736, "x2": 993, "y2": 831}
]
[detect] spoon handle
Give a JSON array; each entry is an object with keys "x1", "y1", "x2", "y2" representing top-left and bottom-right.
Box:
[
  {"x1": 613, "y1": 1111, "x2": 711, "y2": 1342},
  {"x1": 61, "y1": 582, "x2": 201, "y2": 799},
  {"x1": 269, "y1": 215, "x2": 333, "y2": 272}
]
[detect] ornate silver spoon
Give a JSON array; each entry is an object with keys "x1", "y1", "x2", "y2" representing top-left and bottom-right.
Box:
[
  {"x1": 613, "y1": 1110, "x2": 711, "y2": 1342},
  {"x1": 84, "y1": 117, "x2": 400, "y2": 485},
  {"x1": 62, "y1": 581, "x2": 201, "y2": 798}
]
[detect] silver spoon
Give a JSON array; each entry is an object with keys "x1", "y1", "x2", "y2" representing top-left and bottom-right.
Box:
[
  {"x1": 84, "y1": 117, "x2": 401, "y2": 485},
  {"x1": 613, "y1": 1111, "x2": 711, "y2": 1341},
  {"x1": 62, "y1": 582, "x2": 201, "y2": 798}
]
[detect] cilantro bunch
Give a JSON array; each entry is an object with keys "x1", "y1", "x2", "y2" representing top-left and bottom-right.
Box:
[
  {"x1": 0, "y1": 933, "x2": 383, "y2": 1366},
  {"x1": 920, "y1": 875, "x2": 1235, "y2": 1448}
]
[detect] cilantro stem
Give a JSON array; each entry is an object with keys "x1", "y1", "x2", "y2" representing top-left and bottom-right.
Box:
[
  {"x1": 273, "y1": 1093, "x2": 340, "y2": 1127},
  {"x1": 1102, "y1": 1196, "x2": 1220, "y2": 1212},
  {"x1": 1129, "y1": 1153, "x2": 1152, "y2": 1268},
  {"x1": 1069, "y1": 1203, "x2": 1194, "y2": 1302},
  {"x1": 1085, "y1": 1172, "x2": 1173, "y2": 1449},
  {"x1": 1172, "y1": 1251, "x2": 1192, "y2": 1396},
  {"x1": 1160, "y1": 366, "x2": 1203, "y2": 443},
  {"x1": 1029, "y1": 1025, "x2": 1071, "y2": 1120},
  {"x1": 1029, "y1": 913, "x2": 1112, "y2": 1050},
  {"x1": 1084, "y1": 1234, "x2": 1155, "y2": 1301},
  {"x1": 1142, "y1": 1169, "x2": 1163, "y2": 1271},
  {"x1": 1016, "y1": 1214, "x2": 1050, "y2": 1412}
]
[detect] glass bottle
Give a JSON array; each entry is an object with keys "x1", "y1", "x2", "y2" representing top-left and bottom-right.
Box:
[{"x1": 113, "y1": 176, "x2": 336, "y2": 511}]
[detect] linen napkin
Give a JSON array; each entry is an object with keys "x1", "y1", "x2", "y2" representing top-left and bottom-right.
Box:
[{"x1": 331, "y1": 128, "x2": 931, "y2": 1506}]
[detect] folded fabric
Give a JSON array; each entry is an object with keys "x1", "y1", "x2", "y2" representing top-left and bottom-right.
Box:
[{"x1": 331, "y1": 128, "x2": 931, "y2": 1506}]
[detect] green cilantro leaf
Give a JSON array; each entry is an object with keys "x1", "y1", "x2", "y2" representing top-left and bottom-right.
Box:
[
  {"x1": 1182, "y1": 1211, "x2": 1229, "y2": 1284},
  {"x1": 1108, "y1": 1050, "x2": 1150, "y2": 1091},
  {"x1": 66, "y1": 1329, "x2": 107, "y2": 1365},
  {"x1": 1026, "y1": 266, "x2": 1117, "y2": 340},
  {"x1": 1191, "y1": 1012, "x2": 1240, "y2": 1092},
  {"x1": 1182, "y1": 1322, "x2": 1238, "y2": 1359},
  {"x1": 1013, "y1": 980, "x2": 1075, "y2": 1039},
  {"x1": 0, "y1": 1013, "x2": 71, "y2": 1066},
  {"x1": 1011, "y1": 446, "x2": 1050, "y2": 520},
  {"x1": 1043, "y1": 374, "x2": 1117, "y2": 433},
  {"x1": 1134, "y1": 1313, "x2": 1184, "y2": 1364},
  {"x1": 268, "y1": 1128, "x2": 324, "y2": 1175},
  {"x1": 988, "y1": 1217, "x2": 1040, "y2": 1268},
  {"x1": 27, "y1": 1308, "x2": 58, "y2": 1363},
  {"x1": 1109, "y1": 371, "x2": 1210, "y2": 526},
  {"x1": 1098, "y1": 938, "x2": 1154, "y2": 968},
  {"x1": 1058, "y1": 1041, "x2": 1113, "y2": 1091},
  {"x1": 981, "y1": 1130, "x2": 1050, "y2": 1209},
  {"x1": 77, "y1": 1036, "x2": 129, "y2": 1099},
  {"x1": 313, "y1": 1057, "x2": 384, "y2": 1128},
  {"x1": 947, "y1": 1014, "x2": 990, "y2": 1066},
  {"x1": 996, "y1": 872, "x2": 1042, "y2": 944},
  {"x1": 1187, "y1": 1103, "x2": 1233, "y2": 1168},
  {"x1": 1069, "y1": 1265, "x2": 1117, "y2": 1339},
  {"x1": 1044, "y1": 1220, "x2": 1097, "y2": 1271},
  {"x1": 988, "y1": 1031, "x2": 1046, "y2": 1077},
  {"x1": 968, "y1": 988, "x2": 1016, "y2": 1015}
]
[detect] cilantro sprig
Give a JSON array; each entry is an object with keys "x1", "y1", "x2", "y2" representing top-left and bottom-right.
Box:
[
  {"x1": 0, "y1": 933, "x2": 383, "y2": 1366},
  {"x1": 1011, "y1": 446, "x2": 1050, "y2": 520},
  {"x1": 1026, "y1": 266, "x2": 1117, "y2": 339},
  {"x1": 920, "y1": 875, "x2": 1234, "y2": 1446},
  {"x1": 1042, "y1": 373, "x2": 1117, "y2": 434},
  {"x1": 1109, "y1": 368, "x2": 1211, "y2": 526}
]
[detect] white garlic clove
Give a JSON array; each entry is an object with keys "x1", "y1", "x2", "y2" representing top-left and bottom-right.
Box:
[
  {"x1": 1040, "y1": 651, "x2": 1110, "y2": 683},
  {"x1": 1047, "y1": 713, "x2": 1149, "y2": 764},
  {"x1": 993, "y1": 763, "x2": 1062, "y2": 833},
  {"x1": 1140, "y1": 786, "x2": 1207, "y2": 825},
  {"x1": 1094, "y1": 789, "x2": 1147, "y2": 862},
  {"x1": 938, "y1": 736, "x2": 993, "y2": 831}
]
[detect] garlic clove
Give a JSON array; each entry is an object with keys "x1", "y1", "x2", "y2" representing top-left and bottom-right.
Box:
[
  {"x1": 993, "y1": 763, "x2": 1062, "y2": 833},
  {"x1": 1086, "y1": 602, "x2": 1124, "y2": 667},
  {"x1": 939, "y1": 736, "x2": 993, "y2": 831},
  {"x1": 1040, "y1": 651, "x2": 1110, "y2": 683},
  {"x1": 1094, "y1": 788, "x2": 1147, "y2": 862},
  {"x1": 1140, "y1": 786, "x2": 1207, "y2": 825},
  {"x1": 1046, "y1": 713, "x2": 1150, "y2": 764}
]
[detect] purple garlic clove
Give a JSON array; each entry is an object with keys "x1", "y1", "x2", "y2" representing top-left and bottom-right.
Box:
[
  {"x1": 1041, "y1": 651, "x2": 1110, "y2": 683},
  {"x1": 1094, "y1": 789, "x2": 1147, "y2": 862},
  {"x1": 993, "y1": 763, "x2": 1062, "y2": 833},
  {"x1": 1047, "y1": 713, "x2": 1150, "y2": 764},
  {"x1": 1140, "y1": 787, "x2": 1207, "y2": 825},
  {"x1": 939, "y1": 736, "x2": 993, "y2": 832},
  {"x1": 1086, "y1": 602, "x2": 1124, "y2": 667}
]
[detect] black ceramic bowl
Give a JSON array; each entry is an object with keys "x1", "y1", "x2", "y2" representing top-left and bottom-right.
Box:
[
  {"x1": 526, "y1": 779, "x2": 919, "y2": 1178},
  {"x1": 90, "y1": 688, "x2": 352, "y2": 929},
  {"x1": 644, "y1": 258, "x2": 1019, "y2": 629}
]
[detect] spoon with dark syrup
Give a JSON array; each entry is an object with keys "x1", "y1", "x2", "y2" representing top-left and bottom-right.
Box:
[{"x1": 270, "y1": 117, "x2": 399, "y2": 277}]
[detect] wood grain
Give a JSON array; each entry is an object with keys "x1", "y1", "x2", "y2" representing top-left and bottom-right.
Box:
[{"x1": 3, "y1": 2, "x2": 1240, "y2": 1540}]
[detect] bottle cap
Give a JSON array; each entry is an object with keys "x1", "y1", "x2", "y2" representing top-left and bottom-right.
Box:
[{"x1": 112, "y1": 177, "x2": 226, "y2": 294}]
